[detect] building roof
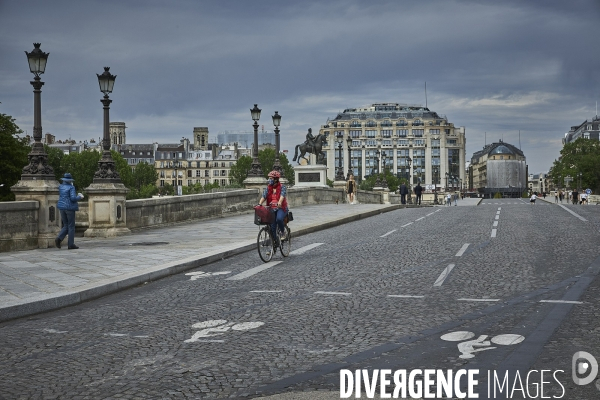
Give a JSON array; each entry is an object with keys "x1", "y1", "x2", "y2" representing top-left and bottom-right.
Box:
[
  {"x1": 328, "y1": 103, "x2": 446, "y2": 122},
  {"x1": 471, "y1": 141, "x2": 524, "y2": 162}
]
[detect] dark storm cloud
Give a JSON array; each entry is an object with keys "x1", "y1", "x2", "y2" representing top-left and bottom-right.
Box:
[{"x1": 1, "y1": 0, "x2": 599, "y2": 173}]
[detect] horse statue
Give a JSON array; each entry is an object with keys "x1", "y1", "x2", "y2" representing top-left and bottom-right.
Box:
[{"x1": 293, "y1": 131, "x2": 326, "y2": 165}]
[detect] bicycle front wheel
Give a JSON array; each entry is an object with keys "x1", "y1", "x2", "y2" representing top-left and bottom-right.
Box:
[
  {"x1": 280, "y1": 226, "x2": 291, "y2": 257},
  {"x1": 257, "y1": 226, "x2": 274, "y2": 263}
]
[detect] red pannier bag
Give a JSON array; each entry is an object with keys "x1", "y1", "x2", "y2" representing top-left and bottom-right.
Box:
[{"x1": 254, "y1": 205, "x2": 275, "y2": 225}]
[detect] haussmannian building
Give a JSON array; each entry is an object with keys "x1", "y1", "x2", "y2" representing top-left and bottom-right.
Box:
[
  {"x1": 319, "y1": 103, "x2": 466, "y2": 190},
  {"x1": 562, "y1": 115, "x2": 600, "y2": 144},
  {"x1": 469, "y1": 140, "x2": 527, "y2": 198}
]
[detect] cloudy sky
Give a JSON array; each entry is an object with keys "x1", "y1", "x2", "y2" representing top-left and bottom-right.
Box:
[{"x1": 1, "y1": 0, "x2": 599, "y2": 173}]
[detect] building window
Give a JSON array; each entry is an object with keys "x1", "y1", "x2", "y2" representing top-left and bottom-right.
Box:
[
  {"x1": 429, "y1": 129, "x2": 440, "y2": 135},
  {"x1": 205, "y1": 171, "x2": 210, "y2": 177},
  {"x1": 350, "y1": 130, "x2": 361, "y2": 138},
  {"x1": 350, "y1": 121, "x2": 362, "y2": 128},
  {"x1": 398, "y1": 139, "x2": 409, "y2": 146},
  {"x1": 431, "y1": 139, "x2": 440, "y2": 147},
  {"x1": 396, "y1": 120, "x2": 407, "y2": 126},
  {"x1": 366, "y1": 121, "x2": 376, "y2": 127},
  {"x1": 413, "y1": 120, "x2": 423, "y2": 126},
  {"x1": 381, "y1": 120, "x2": 393, "y2": 127},
  {"x1": 447, "y1": 139, "x2": 457, "y2": 145},
  {"x1": 366, "y1": 130, "x2": 376, "y2": 138},
  {"x1": 381, "y1": 130, "x2": 392, "y2": 138},
  {"x1": 160, "y1": 180, "x2": 164, "y2": 187},
  {"x1": 221, "y1": 179, "x2": 227, "y2": 186},
  {"x1": 413, "y1": 129, "x2": 424, "y2": 137},
  {"x1": 221, "y1": 170, "x2": 226, "y2": 176},
  {"x1": 196, "y1": 170, "x2": 201, "y2": 177},
  {"x1": 213, "y1": 170, "x2": 219, "y2": 176},
  {"x1": 397, "y1": 129, "x2": 408, "y2": 137},
  {"x1": 188, "y1": 180, "x2": 192, "y2": 186},
  {"x1": 366, "y1": 140, "x2": 377, "y2": 146},
  {"x1": 383, "y1": 140, "x2": 392, "y2": 146},
  {"x1": 352, "y1": 140, "x2": 361, "y2": 147},
  {"x1": 414, "y1": 139, "x2": 425, "y2": 146}
]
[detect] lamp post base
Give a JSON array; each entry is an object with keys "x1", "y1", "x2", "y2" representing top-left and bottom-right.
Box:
[{"x1": 83, "y1": 182, "x2": 130, "y2": 237}]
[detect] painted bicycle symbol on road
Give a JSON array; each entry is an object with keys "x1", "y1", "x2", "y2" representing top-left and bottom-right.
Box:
[
  {"x1": 184, "y1": 319, "x2": 264, "y2": 343},
  {"x1": 441, "y1": 331, "x2": 525, "y2": 359},
  {"x1": 184, "y1": 271, "x2": 231, "y2": 281}
]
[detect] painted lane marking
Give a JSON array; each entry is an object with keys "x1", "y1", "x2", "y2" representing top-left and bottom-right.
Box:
[
  {"x1": 494, "y1": 215, "x2": 500, "y2": 220},
  {"x1": 290, "y1": 243, "x2": 324, "y2": 255},
  {"x1": 387, "y1": 295, "x2": 425, "y2": 298},
  {"x1": 314, "y1": 291, "x2": 351, "y2": 296},
  {"x1": 455, "y1": 243, "x2": 470, "y2": 257},
  {"x1": 43, "y1": 329, "x2": 68, "y2": 334},
  {"x1": 426, "y1": 213, "x2": 434, "y2": 216},
  {"x1": 559, "y1": 205, "x2": 587, "y2": 221},
  {"x1": 498, "y1": 207, "x2": 501, "y2": 211},
  {"x1": 433, "y1": 264, "x2": 455, "y2": 287},
  {"x1": 401, "y1": 222, "x2": 413, "y2": 227},
  {"x1": 185, "y1": 320, "x2": 264, "y2": 343},
  {"x1": 539, "y1": 300, "x2": 583, "y2": 304},
  {"x1": 107, "y1": 333, "x2": 128, "y2": 337},
  {"x1": 435, "y1": 209, "x2": 441, "y2": 212},
  {"x1": 441, "y1": 331, "x2": 524, "y2": 359},
  {"x1": 226, "y1": 261, "x2": 282, "y2": 280},
  {"x1": 250, "y1": 290, "x2": 283, "y2": 293},
  {"x1": 185, "y1": 271, "x2": 231, "y2": 281},
  {"x1": 493, "y1": 221, "x2": 499, "y2": 227},
  {"x1": 496, "y1": 211, "x2": 501, "y2": 215},
  {"x1": 491, "y1": 229, "x2": 497, "y2": 237},
  {"x1": 457, "y1": 298, "x2": 500, "y2": 302},
  {"x1": 415, "y1": 217, "x2": 425, "y2": 221},
  {"x1": 380, "y1": 229, "x2": 397, "y2": 238}
]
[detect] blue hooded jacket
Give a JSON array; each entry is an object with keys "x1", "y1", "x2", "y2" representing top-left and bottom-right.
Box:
[{"x1": 57, "y1": 183, "x2": 81, "y2": 211}]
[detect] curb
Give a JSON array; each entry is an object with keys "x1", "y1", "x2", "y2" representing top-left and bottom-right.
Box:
[{"x1": 0, "y1": 204, "x2": 400, "y2": 323}]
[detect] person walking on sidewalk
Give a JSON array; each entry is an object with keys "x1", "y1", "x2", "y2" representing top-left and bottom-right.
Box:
[
  {"x1": 55, "y1": 173, "x2": 83, "y2": 250},
  {"x1": 454, "y1": 192, "x2": 458, "y2": 206},
  {"x1": 399, "y1": 182, "x2": 408, "y2": 205},
  {"x1": 345, "y1": 174, "x2": 356, "y2": 204},
  {"x1": 414, "y1": 183, "x2": 423, "y2": 205},
  {"x1": 258, "y1": 170, "x2": 288, "y2": 247},
  {"x1": 446, "y1": 193, "x2": 451, "y2": 206},
  {"x1": 530, "y1": 192, "x2": 537, "y2": 205}
]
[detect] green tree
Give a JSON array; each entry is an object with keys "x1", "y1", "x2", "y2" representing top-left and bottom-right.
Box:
[
  {"x1": 111, "y1": 150, "x2": 134, "y2": 188},
  {"x1": 229, "y1": 155, "x2": 252, "y2": 185},
  {"x1": 158, "y1": 183, "x2": 174, "y2": 196},
  {"x1": 258, "y1": 148, "x2": 295, "y2": 184},
  {"x1": 132, "y1": 161, "x2": 158, "y2": 190},
  {"x1": 0, "y1": 113, "x2": 29, "y2": 201},
  {"x1": 60, "y1": 150, "x2": 101, "y2": 192},
  {"x1": 44, "y1": 144, "x2": 65, "y2": 181},
  {"x1": 549, "y1": 137, "x2": 600, "y2": 192}
]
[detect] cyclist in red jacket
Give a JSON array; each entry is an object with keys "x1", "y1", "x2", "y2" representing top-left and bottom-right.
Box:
[{"x1": 258, "y1": 170, "x2": 288, "y2": 246}]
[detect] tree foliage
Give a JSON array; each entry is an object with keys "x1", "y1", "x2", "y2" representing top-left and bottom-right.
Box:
[
  {"x1": 549, "y1": 138, "x2": 600, "y2": 192},
  {"x1": 0, "y1": 114, "x2": 29, "y2": 201},
  {"x1": 358, "y1": 171, "x2": 400, "y2": 192},
  {"x1": 230, "y1": 149, "x2": 295, "y2": 185},
  {"x1": 132, "y1": 161, "x2": 158, "y2": 190},
  {"x1": 60, "y1": 150, "x2": 101, "y2": 192},
  {"x1": 44, "y1": 144, "x2": 65, "y2": 181}
]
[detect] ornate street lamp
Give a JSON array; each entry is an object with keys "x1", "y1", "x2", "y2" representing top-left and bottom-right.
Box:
[
  {"x1": 247, "y1": 104, "x2": 263, "y2": 177},
  {"x1": 374, "y1": 149, "x2": 381, "y2": 186},
  {"x1": 406, "y1": 157, "x2": 413, "y2": 203},
  {"x1": 174, "y1": 159, "x2": 178, "y2": 196},
  {"x1": 381, "y1": 151, "x2": 388, "y2": 189},
  {"x1": 271, "y1": 111, "x2": 282, "y2": 173},
  {"x1": 346, "y1": 135, "x2": 352, "y2": 179},
  {"x1": 21, "y1": 43, "x2": 54, "y2": 180},
  {"x1": 335, "y1": 132, "x2": 345, "y2": 181},
  {"x1": 92, "y1": 67, "x2": 121, "y2": 183}
]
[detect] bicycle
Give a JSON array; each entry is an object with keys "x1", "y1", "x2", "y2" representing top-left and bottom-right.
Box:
[{"x1": 255, "y1": 205, "x2": 292, "y2": 263}]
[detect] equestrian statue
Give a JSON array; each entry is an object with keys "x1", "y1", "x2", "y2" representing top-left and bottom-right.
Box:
[{"x1": 293, "y1": 128, "x2": 326, "y2": 165}]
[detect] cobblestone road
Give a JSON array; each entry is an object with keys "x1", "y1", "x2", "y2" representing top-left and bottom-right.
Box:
[{"x1": 1, "y1": 200, "x2": 599, "y2": 399}]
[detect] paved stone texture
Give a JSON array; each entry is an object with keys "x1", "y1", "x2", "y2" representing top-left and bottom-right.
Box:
[{"x1": 0, "y1": 198, "x2": 598, "y2": 399}]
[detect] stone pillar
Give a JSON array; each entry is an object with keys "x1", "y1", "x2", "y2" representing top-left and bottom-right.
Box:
[
  {"x1": 84, "y1": 183, "x2": 130, "y2": 237},
  {"x1": 11, "y1": 180, "x2": 60, "y2": 248}
]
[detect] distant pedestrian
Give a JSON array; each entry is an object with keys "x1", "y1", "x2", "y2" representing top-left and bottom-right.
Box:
[
  {"x1": 454, "y1": 193, "x2": 458, "y2": 206},
  {"x1": 345, "y1": 174, "x2": 356, "y2": 204},
  {"x1": 414, "y1": 183, "x2": 423, "y2": 205},
  {"x1": 572, "y1": 190, "x2": 579, "y2": 205},
  {"x1": 530, "y1": 193, "x2": 537, "y2": 205},
  {"x1": 558, "y1": 190, "x2": 563, "y2": 203},
  {"x1": 55, "y1": 173, "x2": 84, "y2": 250},
  {"x1": 399, "y1": 182, "x2": 408, "y2": 205},
  {"x1": 446, "y1": 193, "x2": 451, "y2": 206},
  {"x1": 554, "y1": 192, "x2": 558, "y2": 203}
]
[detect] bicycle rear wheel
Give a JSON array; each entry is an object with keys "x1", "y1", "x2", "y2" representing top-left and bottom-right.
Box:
[
  {"x1": 257, "y1": 226, "x2": 273, "y2": 263},
  {"x1": 280, "y1": 226, "x2": 291, "y2": 257}
]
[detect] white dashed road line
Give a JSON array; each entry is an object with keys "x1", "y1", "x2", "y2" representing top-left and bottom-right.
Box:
[
  {"x1": 493, "y1": 221, "x2": 499, "y2": 227},
  {"x1": 401, "y1": 222, "x2": 413, "y2": 227},
  {"x1": 540, "y1": 300, "x2": 583, "y2": 304},
  {"x1": 494, "y1": 215, "x2": 500, "y2": 220},
  {"x1": 558, "y1": 205, "x2": 587, "y2": 221},
  {"x1": 250, "y1": 290, "x2": 283, "y2": 293},
  {"x1": 491, "y1": 229, "x2": 497, "y2": 238},
  {"x1": 455, "y1": 243, "x2": 470, "y2": 257},
  {"x1": 387, "y1": 295, "x2": 425, "y2": 298},
  {"x1": 314, "y1": 291, "x2": 351, "y2": 296},
  {"x1": 380, "y1": 229, "x2": 397, "y2": 238},
  {"x1": 415, "y1": 217, "x2": 425, "y2": 221},
  {"x1": 226, "y1": 261, "x2": 282, "y2": 281},
  {"x1": 457, "y1": 298, "x2": 500, "y2": 302},
  {"x1": 433, "y1": 264, "x2": 455, "y2": 287},
  {"x1": 290, "y1": 243, "x2": 324, "y2": 255}
]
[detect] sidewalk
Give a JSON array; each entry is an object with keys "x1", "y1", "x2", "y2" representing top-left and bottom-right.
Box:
[{"x1": 0, "y1": 203, "x2": 407, "y2": 322}]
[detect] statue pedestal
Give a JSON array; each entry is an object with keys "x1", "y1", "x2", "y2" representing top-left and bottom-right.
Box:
[
  {"x1": 294, "y1": 165, "x2": 328, "y2": 188},
  {"x1": 243, "y1": 176, "x2": 267, "y2": 193},
  {"x1": 84, "y1": 183, "x2": 130, "y2": 237},
  {"x1": 373, "y1": 186, "x2": 389, "y2": 204},
  {"x1": 11, "y1": 179, "x2": 60, "y2": 248}
]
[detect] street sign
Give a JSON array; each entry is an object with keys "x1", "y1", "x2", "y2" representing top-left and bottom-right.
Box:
[{"x1": 586, "y1": 188, "x2": 592, "y2": 195}]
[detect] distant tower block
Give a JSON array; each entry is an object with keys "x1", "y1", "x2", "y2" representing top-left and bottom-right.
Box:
[
  {"x1": 110, "y1": 122, "x2": 126, "y2": 145},
  {"x1": 194, "y1": 127, "x2": 209, "y2": 150}
]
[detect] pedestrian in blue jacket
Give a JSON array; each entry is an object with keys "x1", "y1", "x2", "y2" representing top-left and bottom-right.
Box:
[{"x1": 55, "y1": 173, "x2": 83, "y2": 249}]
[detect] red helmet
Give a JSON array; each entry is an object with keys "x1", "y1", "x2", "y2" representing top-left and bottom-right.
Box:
[{"x1": 268, "y1": 170, "x2": 281, "y2": 178}]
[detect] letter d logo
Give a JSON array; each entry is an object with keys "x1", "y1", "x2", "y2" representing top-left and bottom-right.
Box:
[{"x1": 572, "y1": 351, "x2": 598, "y2": 385}]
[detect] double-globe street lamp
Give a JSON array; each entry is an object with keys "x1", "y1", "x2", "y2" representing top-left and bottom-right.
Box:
[
  {"x1": 406, "y1": 157, "x2": 412, "y2": 204},
  {"x1": 248, "y1": 104, "x2": 263, "y2": 177},
  {"x1": 92, "y1": 67, "x2": 122, "y2": 183},
  {"x1": 272, "y1": 111, "x2": 282, "y2": 173},
  {"x1": 335, "y1": 132, "x2": 345, "y2": 181},
  {"x1": 381, "y1": 151, "x2": 388, "y2": 189},
  {"x1": 22, "y1": 43, "x2": 54, "y2": 180},
  {"x1": 346, "y1": 136, "x2": 352, "y2": 180}
]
